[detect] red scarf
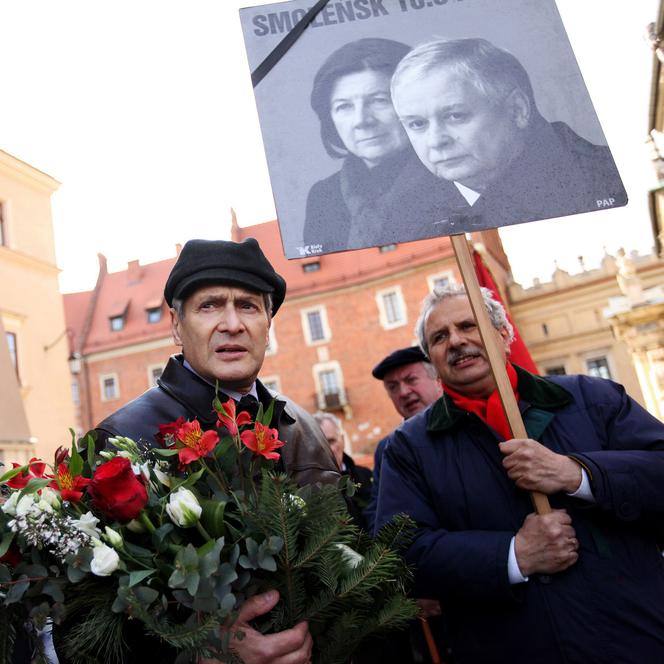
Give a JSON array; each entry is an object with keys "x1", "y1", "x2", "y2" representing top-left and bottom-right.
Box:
[{"x1": 443, "y1": 363, "x2": 519, "y2": 440}]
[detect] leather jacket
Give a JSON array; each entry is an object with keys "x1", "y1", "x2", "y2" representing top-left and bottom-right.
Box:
[{"x1": 96, "y1": 354, "x2": 340, "y2": 488}]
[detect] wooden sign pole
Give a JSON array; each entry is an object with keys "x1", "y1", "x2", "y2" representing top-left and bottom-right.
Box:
[{"x1": 450, "y1": 234, "x2": 551, "y2": 516}]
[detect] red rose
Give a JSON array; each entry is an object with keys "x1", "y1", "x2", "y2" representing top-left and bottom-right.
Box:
[{"x1": 88, "y1": 457, "x2": 148, "y2": 523}]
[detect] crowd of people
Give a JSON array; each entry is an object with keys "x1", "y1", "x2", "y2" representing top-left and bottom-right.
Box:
[{"x1": 67, "y1": 236, "x2": 663, "y2": 664}]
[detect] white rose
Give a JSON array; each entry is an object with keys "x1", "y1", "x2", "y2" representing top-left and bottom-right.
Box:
[
  {"x1": 166, "y1": 488, "x2": 202, "y2": 528},
  {"x1": 90, "y1": 542, "x2": 120, "y2": 576},
  {"x1": 72, "y1": 511, "x2": 102, "y2": 540},
  {"x1": 103, "y1": 526, "x2": 123, "y2": 549}
]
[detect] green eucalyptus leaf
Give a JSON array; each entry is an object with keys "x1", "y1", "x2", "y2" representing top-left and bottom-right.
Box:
[
  {"x1": 128, "y1": 569, "x2": 156, "y2": 588},
  {"x1": 185, "y1": 571, "x2": 200, "y2": 596},
  {"x1": 42, "y1": 580, "x2": 65, "y2": 603},
  {"x1": 0, "y1": 532, "x2": 14, "y2": 558},
  {"x1": 5, "y1": 576, "x2": 30, "y2": 605},
  {"x1": 258, "y1": 555, "x2": 277, "y2": 572},
  {"x1": 133, "y1": 585, "x2": 159, "y2": 606}
]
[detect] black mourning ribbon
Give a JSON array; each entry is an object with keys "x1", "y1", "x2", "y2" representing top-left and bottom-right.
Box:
[{"x1": 250, "y1": 0, "x2": 330, "y2": 88}]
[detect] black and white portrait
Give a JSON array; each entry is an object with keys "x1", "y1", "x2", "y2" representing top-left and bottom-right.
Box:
[{"x1": 240, "y1": 0, "x2": 627, "y2": 258}]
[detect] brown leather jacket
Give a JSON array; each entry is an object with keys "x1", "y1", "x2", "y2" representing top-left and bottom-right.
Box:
[{"x1": 95, "y1": 354, "x2": 339, "y2": 487}]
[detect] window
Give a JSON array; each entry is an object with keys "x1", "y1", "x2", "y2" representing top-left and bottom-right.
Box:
[
  {"x1": 110, "y1": 315, "x2": 125, "y2": 331},
  {"x1": 313, "y1": 361, "x2": 347, "y2": 411},
  {"x1": 542, "y1": 323, "x2": 549, "y2": 336},
  {"x1": 545, "y1": 365, "x2": 566, "y2": 376},
  {"x1": 319, "y1": 369, "x2": 339, "y2": 395},
  {"x1": 100, "y1": 374, "x2": 119, "y2": 401},
  {"x1": 148, "y1": 365, "x2": 164, "y2": 387},
  {"x1": 146, "y1": 307, "x2": 162, "y2": 323},
  {"x1": 0, "y1": 201, "x2": 5, "y2": 246},
  {"x1": 71, "y1": 378, "x2": 80, "y2": 405},
  {"x1": 301, "y1": 306, "x2": 330, "y2": 345},
  {"x1": 302, "y1": 261, "x2": 320, "y2": 273},
  {"x1": 262, "y1": 375, "x2": 281, "y2": 393},
  {"x1": 586, "y1": 357, "x2": 611, "y2": 380},
  {"x1": 376, "y1": 286, "x2": 406, "y2": 329},
  {"x1": 379, "y1": 244, "x2": 397, "y2": 253},
  {"x1": 6, "y1": 331, "x2": 18, "y2": 379},
  {"x1": 427, "y1": 271, "x2": 456, "y2": 293}
]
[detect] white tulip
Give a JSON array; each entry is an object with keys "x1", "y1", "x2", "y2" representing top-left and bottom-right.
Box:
[
  {"x1": 103, "y1": 526, "x2": 124, "y2": 549},
  {"x1": 166, "y1": 488, "x2": 202, "y2": 528},
  {"x1": 90, "y1": 542, "x2": 120, "y2": 576},
  {"x1": 39, "y1": 488, "x2": 61, "y2": 510}
]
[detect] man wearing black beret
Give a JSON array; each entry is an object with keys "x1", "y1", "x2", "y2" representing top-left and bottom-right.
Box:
[
  {"x1": 95, "y1": 238, "x2": 339, "y2": 664},
  {"x1": 364, "y1": 346, "x2": 442, "y2": 531}
]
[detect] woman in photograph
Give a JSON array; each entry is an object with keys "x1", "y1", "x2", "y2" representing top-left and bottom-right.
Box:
[{"x1": 303, "y1": 38, "x2": 455, "y2": 253}]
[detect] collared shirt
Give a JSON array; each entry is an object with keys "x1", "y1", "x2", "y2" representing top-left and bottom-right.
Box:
[
  {"x1": 182, "y1": 359, "x2": 259, "y2": 401},
  {"x1": 454, "y1": 181, "x2": 481, "y2": 206}
]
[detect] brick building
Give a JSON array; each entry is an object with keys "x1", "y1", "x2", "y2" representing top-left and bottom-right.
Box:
[{"x1": 64, "y1": 217, "x2": 510, "y2": 454}]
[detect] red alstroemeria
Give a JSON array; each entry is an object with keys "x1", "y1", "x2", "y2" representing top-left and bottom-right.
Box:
[
  {"x1": 7, "y1": 458, "x2": 49, "y2": 489},
  {"x1": 49, "y1": 463, "x2": 91, "y2": 502},
  {"x1": 175, "y1": 419, "x2": 219, "y2": 466},
  {"x1": 156, "y1": 416, "x2": 187, "y2": 446},
  {"x1": 216, "y1": 398, "x2": 252, "y2": 436},
  {"x1": 240, "y1": 422, "x2": 285, "y2": 460}
]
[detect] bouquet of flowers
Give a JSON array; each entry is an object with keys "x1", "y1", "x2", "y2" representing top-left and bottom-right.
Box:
[{"x1": 0, "y1": 396, "x2": 418, "y2": 664}]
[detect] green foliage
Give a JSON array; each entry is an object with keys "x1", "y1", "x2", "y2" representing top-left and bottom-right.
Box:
[{"x1": 0, "y1": 397, "x2": 417, "y2": 664}]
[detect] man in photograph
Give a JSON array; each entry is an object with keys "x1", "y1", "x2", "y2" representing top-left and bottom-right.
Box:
[
  {"x1": 94, "y1": 237, "x2": 339, "y2": 664},
  {"x1": 375, "y1": 283, "x2": 664, "y2": 663},
  {"x1": 390, "y1": 38, "x2": 628, "y2": 231}
]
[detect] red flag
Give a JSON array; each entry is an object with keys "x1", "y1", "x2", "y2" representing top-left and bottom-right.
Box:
[{"x1": 473, "y1": 250, "x2": 539, "y2": 374}]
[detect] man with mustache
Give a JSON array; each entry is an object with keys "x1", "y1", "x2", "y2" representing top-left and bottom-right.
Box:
[
  {"x1": 375, "y1": 284, "x2": 664, "y2": 663},
  {"x1": 92, "y1": 238, "x2": 339, "y2": 664}
]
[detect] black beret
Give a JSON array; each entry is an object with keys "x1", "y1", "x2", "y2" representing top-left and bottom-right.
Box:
[
  {"x1": 372, "y1": 346, "x2": 429, "y2": 380},
  {"x1": 164, "y1": 238, "x2": 286, "y2": 315}
]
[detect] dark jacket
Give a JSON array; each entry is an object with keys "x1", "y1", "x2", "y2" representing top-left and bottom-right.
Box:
[
  {"x1": 341, "y1": 452, "x2": 372, "y2": 530},
  {"x1": 454, "y1": 118, "x2": 628, "y2": 233},
  {"x1": 376, "y1": 367, "x2": 664, "y2": 664},
  {"x1": 303, "y1": 150, "x2": 463, "y2": 253},
  {"x1": 96, "y1": 354, "x2": 340, "y2": 488}
]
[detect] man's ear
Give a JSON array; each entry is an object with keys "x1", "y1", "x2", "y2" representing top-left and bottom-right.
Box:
[
  {"x1": 170, "y1": 309, "x2": 183, "y2": 347},
  {"x1": 507, "y1": 88, "x2": 531, "y2": 129}
]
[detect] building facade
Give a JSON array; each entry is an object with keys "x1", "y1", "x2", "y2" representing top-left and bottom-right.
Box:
[
  {"x1": 64, "y1": 218, "x2": 511, "y2": 455},
  {"x1": 0, "y1": 150, "x2": 77, "y2": 465},
  {"x1": 509, "y1": 248, "x2": 664, "y2": 412}
]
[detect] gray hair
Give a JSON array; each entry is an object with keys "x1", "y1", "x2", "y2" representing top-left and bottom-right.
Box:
[
  {"x1": 171, "y1": 292, "x2": 274, "y2": 320},
  {"x1": 391, "y1": 37, "x2": 536, "y2": 110},
  {"x1": 415, "y1": 283, "x2": 514, "y2": 358},
  {"x1": 312, "y1": 411, "x2": 342, "y2": 433}
]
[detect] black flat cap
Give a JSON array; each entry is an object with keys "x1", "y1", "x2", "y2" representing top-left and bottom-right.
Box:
[
  {"x1": 164, "y1": 238, "x2": 286, "y2": 315},
  {"x1": 372, "y1": 346, "x2": 429, "y2": 380}
]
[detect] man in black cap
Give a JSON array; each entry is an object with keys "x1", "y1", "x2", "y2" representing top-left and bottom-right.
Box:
[
  {"x1": 363, "y1": 347, "x2": 444, "y2": 663},
  {"x1": 95, "y1": 238, "x2": 339, "y2": 664},
  {"x1": 364, "y1": 346, "x2": 442, "y2": 531}
]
